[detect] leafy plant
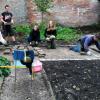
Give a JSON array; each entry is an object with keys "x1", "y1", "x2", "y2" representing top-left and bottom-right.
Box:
[
  {"x1": 39, "y1": 22, "x2": 47, "y2": 39},
  {"x1": 0, "y1": 56, "x2": 11, "y2": 77},
  {"x1": 13, "y1": 24, "x2": 31, "y2": 36},
  {"x1": 33, "y1": 0, "x2": 53, "y2": 21},
  {"x1": 57, "y1": 26, "x2": 82, "y2": 43}
]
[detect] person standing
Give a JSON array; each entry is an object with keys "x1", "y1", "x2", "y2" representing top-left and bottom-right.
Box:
[{"x1": 1, "y1": 5, "x2": 16, "y2": 44}]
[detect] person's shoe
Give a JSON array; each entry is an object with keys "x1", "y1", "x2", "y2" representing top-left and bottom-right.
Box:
[
  {"x1": 80, "y1": 51, "x2": 86, "y2": 55},
  {"x1": 12, "y1": 41, "x2": 18, "y2": 45}
]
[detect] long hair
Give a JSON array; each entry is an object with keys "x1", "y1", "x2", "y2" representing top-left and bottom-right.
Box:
[{"x1": 47, "y1": 21, "x2": 56, "y2": 31}]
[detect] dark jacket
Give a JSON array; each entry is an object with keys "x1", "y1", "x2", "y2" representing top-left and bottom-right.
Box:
[
  {"x1": 28, "y1": 29, "x2": 40, "y2": 42},
  {"x1": 44, "y1": 28, "x2": 57, "y2": 38},
  {"x1": 80, "y1": 35, "x2": 100, "y2": 52}
]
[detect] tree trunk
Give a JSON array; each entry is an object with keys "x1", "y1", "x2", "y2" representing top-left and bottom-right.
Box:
[{"x1": 41, "y1": 12, "x2": 44, "y2": 22}]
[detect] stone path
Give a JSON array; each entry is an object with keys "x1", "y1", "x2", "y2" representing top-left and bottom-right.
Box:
[
  {"x1": 0, "y1": 68, "x2": 54, "y2": 100},
  {"x1": 40, "y1": 46, "x2": 100, "y2": 60}
]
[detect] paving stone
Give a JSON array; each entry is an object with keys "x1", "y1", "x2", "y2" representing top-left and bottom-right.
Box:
[{"x1": 0, "y1": 68, "x2": 53, "y2": 100}]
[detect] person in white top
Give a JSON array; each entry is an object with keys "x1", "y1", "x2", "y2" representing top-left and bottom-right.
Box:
[{"x1": 0, "y1": 31, "x2": 7, "y2": 45}]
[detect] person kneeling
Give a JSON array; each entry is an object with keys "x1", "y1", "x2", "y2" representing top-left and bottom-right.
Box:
[{"x1": 79, "y1": 34, "x2": 100, "y2": 55}]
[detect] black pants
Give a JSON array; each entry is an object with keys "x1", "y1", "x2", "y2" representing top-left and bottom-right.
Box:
[
  {"x1": 2, "y1": 25, "x2": 14, "y2": 37},
  {"x1": 47, "y1": 39, "x2": 56, "y2": 49}
]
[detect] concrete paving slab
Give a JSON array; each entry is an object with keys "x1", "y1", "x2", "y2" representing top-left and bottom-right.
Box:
[{"x1": 0, "y1": 68, "x2": 54, "y2": 100}]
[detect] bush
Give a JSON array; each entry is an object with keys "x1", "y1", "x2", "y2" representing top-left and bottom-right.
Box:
[
  {"x1": 39, "y1": 22, "x2": 47, "y2": 39},
  {"x1": 0, "y1": 56, "x2": 11, "y2": 77},
  {"x1": 13, "y1": 24, "x2": 31, "y2": 36},
  {"x1": 57, "y1": 26, "x2": 82, "y2": 43}
]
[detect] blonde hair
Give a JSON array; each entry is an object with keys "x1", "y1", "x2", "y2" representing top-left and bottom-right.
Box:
[{"x1": 47, "y1": 20, "x2": 56, "y2": 31}]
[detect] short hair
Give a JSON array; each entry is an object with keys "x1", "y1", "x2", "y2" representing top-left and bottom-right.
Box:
[
  {"x1": 5, "y1": 5, "x2": 10, "y2": 9},
  {"x1": 95, "y1": 34, "x2": 100, "y2": 39}
]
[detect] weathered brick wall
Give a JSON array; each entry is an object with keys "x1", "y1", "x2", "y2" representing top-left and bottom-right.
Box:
[{"x1": 27, "y1": 0, "x2": 100, "y2": 27}]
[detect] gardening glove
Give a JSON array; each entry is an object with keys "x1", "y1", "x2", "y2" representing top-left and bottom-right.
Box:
[
  {"x1": 86, "y1": 51, "x2": 92, "y2": 56},
  {"x1": 50, "y1": 35, "x2": 55, "y2": 39},
  {"x1": 46, "y1": 37, "x2": 50, "y2": 41}
]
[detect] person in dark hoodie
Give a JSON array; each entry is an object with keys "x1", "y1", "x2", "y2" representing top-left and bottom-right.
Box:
[
  {"x1": 28, "y1": 24, "x2": 40, "y2": 46},
  {"x1": 79, "y1": 34, "x2": 100, "y2": 55},
  {"x1": 44, "y1": 20, "x2": 57, "y2": 49}
]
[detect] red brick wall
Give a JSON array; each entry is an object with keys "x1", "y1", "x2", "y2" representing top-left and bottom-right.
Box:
[{"x1": 26, "y1": 0, "x2": 99, "y2": 27}]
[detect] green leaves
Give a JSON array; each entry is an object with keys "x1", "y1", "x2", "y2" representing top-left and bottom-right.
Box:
[
  {"x1": 33, "y1": 0, "x2": 52, "y2": 12},
  {"x1": 57, "y1": 26, "x2": 82, "y2": 43},
  {"x1": 0, "y1": 56, "x2": 11, "y2": 77},
  {"x1": 15, "y1": 24, "x2": 31, "y2": 35},
  {"x1": 33, "y1": 0, "x2": 53, "y2": 21}
]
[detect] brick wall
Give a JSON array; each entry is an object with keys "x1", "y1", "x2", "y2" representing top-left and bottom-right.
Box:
[{"x1": 26, "y1": 0, "x2": 100, "y2": 27}]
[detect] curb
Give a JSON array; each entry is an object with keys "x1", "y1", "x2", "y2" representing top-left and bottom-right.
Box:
[
  {"x1": 0, "y1": 77, "x2": 4, "y2": 94},
  {"x1": 42, "y1": 69, "x2": 56, "y2": 100}
]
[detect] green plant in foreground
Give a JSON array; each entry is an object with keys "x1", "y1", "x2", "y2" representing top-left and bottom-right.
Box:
[{"x1": 0, "y1": 56, "x2": 11, "y2": 77}]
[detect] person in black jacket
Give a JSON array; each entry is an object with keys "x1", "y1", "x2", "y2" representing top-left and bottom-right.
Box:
[
  {"x1": 44, "y1": 20, "x2": 57, "y2": 49},
  {"x1": 28, "y1": 25, "x2": 40, "y2": 46}
]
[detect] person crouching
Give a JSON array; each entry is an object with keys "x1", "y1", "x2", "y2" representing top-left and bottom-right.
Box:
[
  {"x1": 28, "y1": 24, "x2": 40, "y2": 46},
  {"x1": 79, "y1": 34, "x2": 100, "y2": 55},
  {"x1": 44, "y1": 20, "x2": 57, "y2": 49}
]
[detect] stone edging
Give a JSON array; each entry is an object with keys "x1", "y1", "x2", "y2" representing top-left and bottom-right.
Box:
[
  {"x1": 42, "y1": 69, "x2": 56, "y2": 100},
  {"x1": 0, "y1": 77, "x2": 4, "y2": 94}
]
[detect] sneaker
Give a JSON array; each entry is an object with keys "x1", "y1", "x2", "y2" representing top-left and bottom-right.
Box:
[{"x1": 80, "y1": 52, "x2": 86, "y2": 55}]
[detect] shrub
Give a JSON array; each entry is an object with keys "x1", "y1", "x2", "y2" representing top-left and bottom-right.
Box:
[
  {"x1": 57, "y1": 26, "x2": 82, "y2": 43},
  {"x1": 13, "y1": 24, "x2": 31, "y2": 36},
  {"x1": 39, "y1": 22, "x2": 47, "y2": 39},
  {"x1": 0, "y1": 56, "x2": 11, "y2": 77}
]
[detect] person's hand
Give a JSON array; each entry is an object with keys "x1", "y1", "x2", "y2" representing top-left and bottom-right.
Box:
[
  {"x1": 50, "y1": 35, "x2": 55, "y2": 39},
  {"x1": 46, "y1": 37, "x2": 50, "y2": 41},
  {"x1": 87, "y1": 51, "x2": 92, "y2": 56}
]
